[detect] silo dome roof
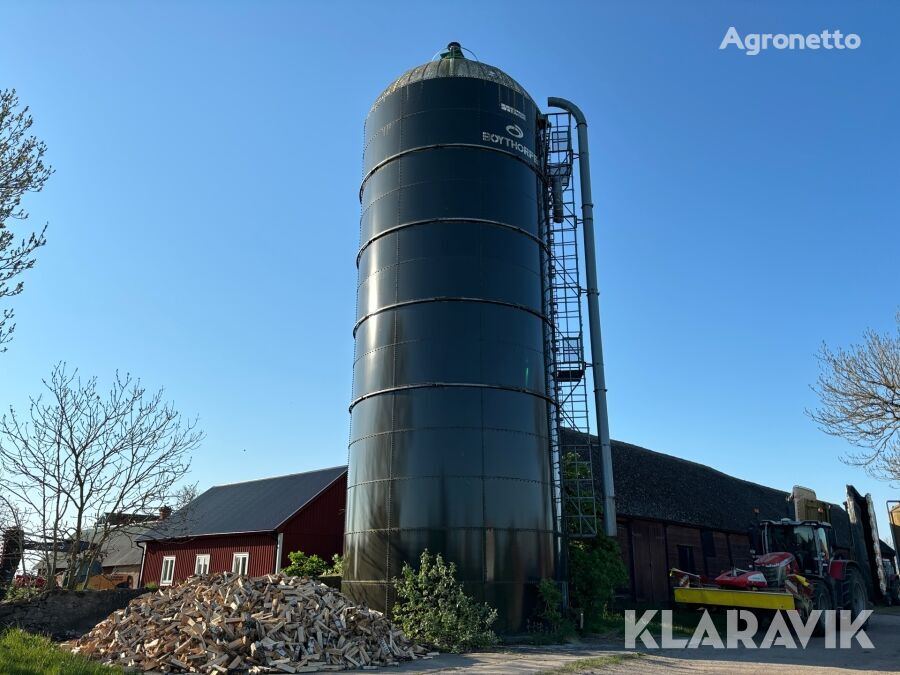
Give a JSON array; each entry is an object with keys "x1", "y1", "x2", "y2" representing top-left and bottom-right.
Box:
[{"x1": 370, "y1": 52, "x2": 535, "y2": 113}]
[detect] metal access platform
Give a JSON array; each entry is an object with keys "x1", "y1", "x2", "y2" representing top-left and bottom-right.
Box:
[{"x1": 542, "y1": 111, "x2": 599, "y2": 539}]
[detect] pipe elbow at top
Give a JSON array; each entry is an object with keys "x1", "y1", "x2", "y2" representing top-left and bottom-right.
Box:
[{"x1": 547, "y1": 97, "x2": 587, "y2": 126}]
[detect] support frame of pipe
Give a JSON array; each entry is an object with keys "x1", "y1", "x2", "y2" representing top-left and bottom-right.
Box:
[{"x1": 547, "y1": 96, "x2": 617, "y2": 538}]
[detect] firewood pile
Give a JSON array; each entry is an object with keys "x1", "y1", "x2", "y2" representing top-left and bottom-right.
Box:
[{"x1": 65, "y1": 573, "x2": 434, "y2": 673}]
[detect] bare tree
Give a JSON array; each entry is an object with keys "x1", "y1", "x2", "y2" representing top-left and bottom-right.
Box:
[
  {"x1": 0, "y1": 89, "x2": 52, "y2": 351},
  {"x1": 0, "y1": 494, "x2": 28, "y2": 588},
  {"x1": 809, "y1": 312, "x2": 900, "y2": 482},
  {"x1": 171, "y1": 483, "x2": 198, "y2": 512},
  {"x1": 0, "y1": 363, "x2": 203, "y2": 589}
]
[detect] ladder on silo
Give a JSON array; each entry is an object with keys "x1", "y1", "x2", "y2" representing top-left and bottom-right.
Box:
[{"x1": 543, "y1": 113, "x2": 599, "y2": 539}]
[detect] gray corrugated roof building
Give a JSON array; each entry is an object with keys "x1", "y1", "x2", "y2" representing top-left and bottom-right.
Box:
[
  {"x1": 50, "y1": 525, "x2": 150, "y2": 571},
  {"x1": 102, "y1": 526, "x2": 151, "y2": 567}
]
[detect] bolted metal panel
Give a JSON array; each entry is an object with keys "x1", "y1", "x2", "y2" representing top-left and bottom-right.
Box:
[{"x1": 344, "y1": 54, "x2": 555, "y2": 631}]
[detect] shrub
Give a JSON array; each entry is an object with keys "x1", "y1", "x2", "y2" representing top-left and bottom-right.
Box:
[
  {"x1": 282, "y1": 550, "x2": 330, "y2": 578},
  {"x1": 281, "y1": 551, "x2": 344, "y2": 579},
  {"x1": 4, "y1": 583, "x2": 41, "y2": 602},
  {"x1": 327, "y1": 554, "x2": 343, "y2": 577},
  {"x1": 144, "y1": 581, "x2": 159, "y2": 591},
  {"x1": 526, "y1": 578, "x2": 576, "y2": 642},
  {"x1": 568, "y1": 535, "x2": 628, "y2": 627},
  {"x1": 392, "y1": 550, "x2": 498, "y2": 653},
  {"x1": 535, "y1": 578, "x2": 565, "y2": 631}
]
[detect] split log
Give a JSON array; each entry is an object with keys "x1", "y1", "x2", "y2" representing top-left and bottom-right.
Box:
[{"x1": 64, "y1": 572, "x2": 431, "y2": 673}]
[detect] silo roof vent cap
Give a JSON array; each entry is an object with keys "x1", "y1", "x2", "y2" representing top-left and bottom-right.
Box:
[{"x1": 441, "y1": 42, "x2": 465, "y2": 59}]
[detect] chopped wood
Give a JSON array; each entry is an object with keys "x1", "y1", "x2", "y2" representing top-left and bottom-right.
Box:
[{"x1": 64, "y1": 572, "x2": 431, "y2": 673}]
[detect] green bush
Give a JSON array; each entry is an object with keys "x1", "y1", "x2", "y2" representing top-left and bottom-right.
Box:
[
  {"x1": 568, "y1": 535, "x2": 628, "y2": 628},
  {"x1": 526, "y1": 578, "x2": 576, "y2": 642},
  {"x1": 535, "y1": 578, "x2": 565, "y2": 631},
  {"x1": 144, "y1": 581, "x2": 159, "y2": 591},
  {"x1": 392, "y1": 550, "x2": 498, "y2": 653},
  {"x1": 282, "y1": 550, "x2": 329, "y2": 578},
  {"x1": 282, "y1": 551, "x2": 344, "y2": 579},
  {"x1": 327, "y1": 554, "x2": 343, "y2": 576},
  {"x1": 3, "y1": 584, "x2": 41, "y2": 603}
]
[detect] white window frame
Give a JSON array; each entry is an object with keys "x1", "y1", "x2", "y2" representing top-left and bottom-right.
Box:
[
  {"x1": 160, "y1": 556, "x2": 176, "y2": 586},
  {"x1": 194, "y1": 554, "x2": 210, "y2": 576},
  {"x1": 232, "y1": 552, "x2": 249, "y2": 576}
]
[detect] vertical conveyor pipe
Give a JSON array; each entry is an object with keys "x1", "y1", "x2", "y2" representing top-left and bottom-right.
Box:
[{"x1": 547, "y1": 97, "x2": 617, "y2": 537}]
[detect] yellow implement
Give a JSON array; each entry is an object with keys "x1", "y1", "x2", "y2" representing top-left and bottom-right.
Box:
[{"x1": 673, "y1": 586, "x2": 796, "y2": 610}]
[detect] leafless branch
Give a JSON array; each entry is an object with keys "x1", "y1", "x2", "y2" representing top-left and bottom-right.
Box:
[
  {"x1": 0, "y1": 88, "x2": 52, "y2": 350},
  {"x1": 808, "y1": 311, "x2": 900, "y2": 482},
  {"x1": 0, "y1": 362, "x2": 203, "y2": 589}
]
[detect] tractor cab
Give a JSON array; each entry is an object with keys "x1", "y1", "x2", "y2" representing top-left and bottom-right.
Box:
[{"x1": 760, "y1": 518, "x2": 836, "y2": 578}]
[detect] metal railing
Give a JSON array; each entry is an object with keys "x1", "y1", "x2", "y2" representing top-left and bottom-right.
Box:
[{"x1": 543, "y1": 112, "x2": 598, "y2": 539}]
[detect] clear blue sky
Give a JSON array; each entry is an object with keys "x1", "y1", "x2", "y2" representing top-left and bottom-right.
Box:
[{"x1": 2, "y1": 2, "x2": 898, "y2": 535}]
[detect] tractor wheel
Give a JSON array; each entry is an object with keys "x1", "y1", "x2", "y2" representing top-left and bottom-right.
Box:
[
  {"x1": 811, "y1": 582, "x2": 832, "y2": 637},
  {"x1": 845, "y1": 569, "x2": 868, "y2": 621}
]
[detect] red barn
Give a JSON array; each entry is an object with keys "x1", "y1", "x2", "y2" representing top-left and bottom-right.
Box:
[{"x1": 138, "y1": 466, "x2": 346, "y2": 587}]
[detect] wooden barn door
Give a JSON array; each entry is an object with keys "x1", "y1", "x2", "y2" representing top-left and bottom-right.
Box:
[{"x1": 631, "y1": 522, "x2": 669, "y2": 606}]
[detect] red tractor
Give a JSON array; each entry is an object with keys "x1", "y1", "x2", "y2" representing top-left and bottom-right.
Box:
[{"x1": 672, "y1": 518, "x2": 868, "y2": 631}]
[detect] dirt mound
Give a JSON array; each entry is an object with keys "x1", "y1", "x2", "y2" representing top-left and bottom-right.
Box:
[{"x1": 66, "y1": 573, "x2": 433, "y2": 672}]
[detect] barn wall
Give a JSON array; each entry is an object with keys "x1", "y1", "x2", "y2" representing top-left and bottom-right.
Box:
[
  {"x1": 666, "y1": 525, "x2": 703, "y2": 575},
  {"x1": 615, "y1": 520, "x2": 633, "y2": 598},
  {"x1": 141, "y1": 533, "x2": 276, "y2": 586},
  {"x1": 706, "y1": 531, "x2": 733, "y2": 575},
  {"x1": 628, "y1": 520, "x2": 668, "y2": 605},
  {"x1": 278, "y1": 473, "x2": 347, "y2": 568},
  {"x1": 728, "y1": 533, "x2": 753, "y2": 568},
  {"x1": 617, "y1": 517, "x2": 756, "y2": 607}
]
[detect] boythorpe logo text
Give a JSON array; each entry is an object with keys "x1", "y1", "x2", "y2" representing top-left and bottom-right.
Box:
[
  {"x1": 480, "y1": 128, "x2": 537, "y2": 164},
  {"x1": 720, "y1": 26, "x2": 861, "y2": 56},
  {"x1": 626, "y1": 610, "x2": 873, "y2": 649}
]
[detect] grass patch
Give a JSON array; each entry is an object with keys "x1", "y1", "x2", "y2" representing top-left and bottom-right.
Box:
[
  {"x1": 584, "y1": 608, "x2": 718, "y2": 639},
  {"x1": 542, "y1": 652, "x2": 642, "y2": 673},
  {"x1": 512, "y1": 631, "x2": 573, "y2": 646},
  {"x1": 0, "y1": 628, "x2": 121, "y2": 675},
  {"x1": 514, "y1": 608, "x2": 718, "y2": 646}
]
